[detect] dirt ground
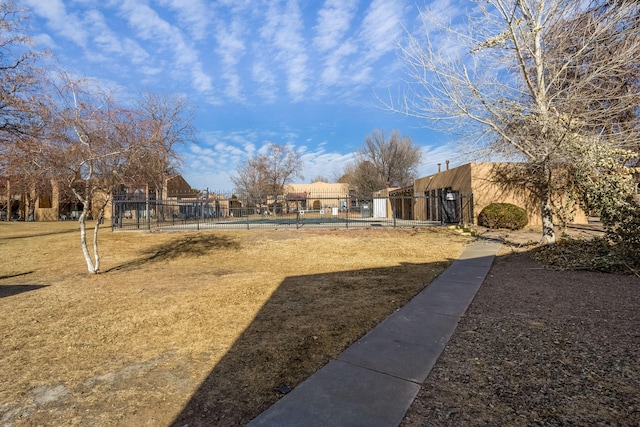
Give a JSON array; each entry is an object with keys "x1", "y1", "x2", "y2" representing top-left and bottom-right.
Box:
[{"x1": 402, "y1": 227, "x2": 640, "y2": 426}]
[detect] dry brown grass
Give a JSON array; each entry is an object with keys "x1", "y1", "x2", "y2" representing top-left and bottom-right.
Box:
[{"x1": 0, "y1": 221, "x2": 472, "y2": 426}]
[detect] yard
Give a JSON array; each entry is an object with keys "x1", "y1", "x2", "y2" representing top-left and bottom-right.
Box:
[{"x1": 0, "y1": 221, "x2": 470, "y2": 426}]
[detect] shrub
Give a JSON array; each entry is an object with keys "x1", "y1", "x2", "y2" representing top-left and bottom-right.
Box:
[
  {"x1": 601, "y1": 199, "x2": 640, "y2": 270},
  {"x1": 478, "y1": 203, "x2": 528, "y2": 230}
]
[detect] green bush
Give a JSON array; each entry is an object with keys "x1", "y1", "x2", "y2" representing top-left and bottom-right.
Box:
[
  {"x1": 601, "y1": 199, "x2": 640, "y2": 270},
  {"x1": 478, "y1": 203, "x2": 528, "y2": 230}
]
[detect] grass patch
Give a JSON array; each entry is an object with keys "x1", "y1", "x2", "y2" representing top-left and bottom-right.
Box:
[{"x1": 0, "y1": 222, "x2": 472, "y2": 426}]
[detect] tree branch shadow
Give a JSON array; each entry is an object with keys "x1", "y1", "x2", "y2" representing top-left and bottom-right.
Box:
[
  {"x1": 1, "y1": 229, "x2": 78, "y2": 240},
  {"x1": 0, "y1": 271, "x2": 34, "y2": 280},
  {"x1": 105, "y1": 234, "x2": 240, "y2": 273}
]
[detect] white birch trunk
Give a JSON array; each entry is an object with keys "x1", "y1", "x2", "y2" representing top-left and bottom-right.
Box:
[
  {"x1": 78, "y1": 202, "x2": 98, "y2": 274},
  {"x1": 93, "y1": 209, "x2": 103, "y2": 273}
]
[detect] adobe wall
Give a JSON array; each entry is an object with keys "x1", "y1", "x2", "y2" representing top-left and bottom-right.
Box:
[
  {"x1": 470, "y1": 163, "x2": 588, "y2": 226},
  {"x1": 285, "y1": 182, "x2": 350, "y2": 210},
  {"x1": 414, "y1": 162, "x2": 588, "y2": 226},
  {"x1": 413, "y1": 163, "x2": 474, "y2": 221}
]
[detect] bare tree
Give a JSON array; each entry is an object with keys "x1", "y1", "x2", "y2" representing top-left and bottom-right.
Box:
[
  {"x1": 393, "y1": 0, "x2": 640, "y2": 244},
  {"x1": 231, "y1": 155, "x2": 270, "y2": 206},
  {"x1": 1, "y1": 132, "x2": 51, "y2": 221},
  {"x1": 135, "y1": 91, "x2": 195, "y2": 197},
  {"x1": 0, "y1": 0, "x2": 48, "y2": 218},
  {"x1": 232, "y1": 142, "x2": 304, "y2": 211},
  {"x1": 42, "y1": 71, "x2": 185, "y2": 273},
  {"x1": 42, "y1": 73, "x2": 131, "y2": 273},
  {"x1": 342, "y1": 160, "x2": 385, "y2": 197},
  {"x1": 262, "y1": 142, "x2": 305, "y2": 196},
  {"x1": 343, "y1": 129, "x2": 422, "y2": 196},
  {"x1": 0, "y1": 0, "x2": 45, "y2": 143}
]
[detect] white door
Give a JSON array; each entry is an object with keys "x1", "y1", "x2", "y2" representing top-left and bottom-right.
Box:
[{"x1": 373, "y1": 198, "x2": 386, "y2": 218}]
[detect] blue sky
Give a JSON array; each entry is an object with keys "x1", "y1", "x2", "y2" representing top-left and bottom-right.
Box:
[{"x1": 21, "y1": 0, "x2": 467, "y2": 190}]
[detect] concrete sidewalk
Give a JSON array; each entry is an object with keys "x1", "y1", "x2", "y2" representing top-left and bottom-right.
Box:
[{"x1": 248, "y1": 238, "x2": 502, "y2": 427}]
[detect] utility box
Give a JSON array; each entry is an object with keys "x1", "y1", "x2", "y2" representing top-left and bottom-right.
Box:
[{"x1": 361, "y1": 204, "x2": 371, "y2": 218}]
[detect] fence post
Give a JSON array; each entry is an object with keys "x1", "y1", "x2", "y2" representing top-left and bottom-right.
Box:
[
  {"x1": 393, "y1": 200, "x2": 397, "y2": 228},
  {"x1": 196, "y1": 198, "x2": 200, "y2": 231},
  {"x1": 346, "y1": 203, "x2": 349, "y2": 229},
  {"x1": 147, "y1": 199, "x2": 151, "y2": 231}
]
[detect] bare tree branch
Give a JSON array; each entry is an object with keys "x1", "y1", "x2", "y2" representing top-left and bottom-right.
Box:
[{"x1": 390, "y1": 0, "x2": 640, "y2": 244}]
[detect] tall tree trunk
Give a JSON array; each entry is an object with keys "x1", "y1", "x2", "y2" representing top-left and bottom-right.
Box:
[
  {"x1": 93, "y1": 208, "x2": 103, "y2": 273},
  {"x1": 78, "y1": 201, "x2": 98, "y2": 274},
  {"x1": 540, "y1": 188, "x2": 556, "y2": 245}
]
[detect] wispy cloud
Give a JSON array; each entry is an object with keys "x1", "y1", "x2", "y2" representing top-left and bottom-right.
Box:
[
  {"x1": 410, "y1": 0, "x2": 474, "y2": 63},
  {"x1": 84, "y1": 10, "x2": 149, "y2": 65},
  {"x1": 359, "y1": 0, "x2": 405, "y2": 62},
  {"x1": 424, "y1": 0, "x2": 468, "y2": 25},
  {"x1": 213, "y1": 17, "x2": 247, "y2": 101},
  {"x1": 117, "y1": 0, "x2": 214, "y2": 94},
  {"x1": 31, "y1": 32, "x2": 57, "y2": 50},
  {"x1": 251, "y1": 61, "x2": 278, "y2": 103},
  {"x1": 417, "y1": 143, "x2": 464, "y2": 177},
  {"x1": 301, "y1": 147, "x2": 354, "y2": 182},
  {"x1": 313, "y1": 0, "x2": 358, "y2": 52},
  {"x1": 260, "y1": 0, "x2": 309, "y2": 100},
  {"x1": 22, "y1": 0, "x2": 88, "y2": 46},
  {"x1": 319, "y1": 41, "x2": 358, "y2": 87},
  {"x1": 313, "y1": 0, "x2": 408, "y2": 91},
  {"x1": 313, "y1": 0, "x2": 360, "y2": 89},
  {"x1": 157, "y1": 0, "x2": 212, "y2": 40}
]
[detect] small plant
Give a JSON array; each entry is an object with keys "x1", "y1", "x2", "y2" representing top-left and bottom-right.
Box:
[{"x1": 478, "y1": 202, "x2": 528, "y2": 230}]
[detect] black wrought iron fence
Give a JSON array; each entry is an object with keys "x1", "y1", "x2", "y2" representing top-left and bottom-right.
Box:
[{"x1": 110, "y1": 190, "x2": 474, "y2": 231}]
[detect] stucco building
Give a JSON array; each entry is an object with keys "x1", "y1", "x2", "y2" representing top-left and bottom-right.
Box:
[
  {"x1": 284, "y1": 182, "x2": 351, "y2": 212},
  {"x1": 412, "y1": 162, "x2": 589, "y2": 226}
]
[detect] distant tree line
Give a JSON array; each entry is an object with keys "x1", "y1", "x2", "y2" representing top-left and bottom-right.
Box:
[{"x1": 231, "y1": 129, "x2": 424, "y2": 201}]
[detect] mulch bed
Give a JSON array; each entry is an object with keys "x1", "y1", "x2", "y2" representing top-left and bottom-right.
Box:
[{"x1": 402, "y1": 247, "x2": 640, "y2": 426}]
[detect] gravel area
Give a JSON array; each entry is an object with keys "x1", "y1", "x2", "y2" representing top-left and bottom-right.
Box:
[{"x1": 402, "y1": 244, "x2": 640, "y2": 426}]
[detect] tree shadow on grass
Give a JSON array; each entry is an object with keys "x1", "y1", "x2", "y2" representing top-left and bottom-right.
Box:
[
  {"x1": 170, "y1": 259, "x2": 452, "y2": 426},
  {"x1": 0, "y1": 229, "x2": 78, "y2": 240},
  {"x1": 0, "y1": 271, "x2": 34, "y2": 280},
  {"x1": 105, "y1": 234, "x2": 240, "y2": 273},
  {"x1": 0, "y1": 284, "x2": 49, "y2": 298}
]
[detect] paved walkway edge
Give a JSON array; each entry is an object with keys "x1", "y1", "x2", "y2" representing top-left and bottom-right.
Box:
[{"x1": 248, "y1": 238, "x2": 502, "y2": 427}]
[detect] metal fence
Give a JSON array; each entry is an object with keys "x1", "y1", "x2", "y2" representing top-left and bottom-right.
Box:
[{"x1": 110, "y1": 190, "x2": 474, "y2": 231}]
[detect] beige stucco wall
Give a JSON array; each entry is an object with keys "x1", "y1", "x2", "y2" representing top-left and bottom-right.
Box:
[
  {"x1": 470, "y1": 162, "x2": 542, "y2": 226},
  {"x1": 285, "y1": 182, "x2": 350, "y2": 210},
  {"x1": 34, "y1": 179, "x2": 60, "y2": 221},
  {"x1": 414, "y1": 162, "x2": 588, "y2": 226},
  {"x1": 413, "y1": 163, "x2": 474, "y2": 222}
]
